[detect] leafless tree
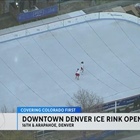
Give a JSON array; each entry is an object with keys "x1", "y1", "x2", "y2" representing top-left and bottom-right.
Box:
[
  {"x1": 67, "y1": 89, "x2": 103, "y2": 139},
  {"x1": 67, "y1": 89, "x2": 103, "y2": 113},
  {"x1": 1, "y1": 105, "x2": 16, "y2": 113},
  {"x1": 1, "y1": 105, "x2": 8, "y2": 113}
]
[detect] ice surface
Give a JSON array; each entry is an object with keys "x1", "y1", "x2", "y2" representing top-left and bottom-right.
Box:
[{"x1": 0, "y1": 14, "x2": 140, "y2": 109}]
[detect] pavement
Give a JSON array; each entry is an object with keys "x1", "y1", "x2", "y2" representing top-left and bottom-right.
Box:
[
  {"x1": 84, "y1": 0, "x2": 140, "y2": 13},
  {"x1": 0, "y1": 0, "x2": 140, "y2": 30},
  {"x1": 119, "y1": 134, "x2": 140, "y2": 140}
]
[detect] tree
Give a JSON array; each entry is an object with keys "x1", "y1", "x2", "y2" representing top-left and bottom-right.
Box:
[
  {"x1": 67, "y1": 89, "x2": 103, "y2": 113},
  {"x1": 1, "y1": 105, "x2": 16, "y2": 113},
  {"x1": 67, "y1": 89, "x2": 103, "y2": 140},
  {"x1": 1, "y1": 105, "x2": 8, "y2": 113}
]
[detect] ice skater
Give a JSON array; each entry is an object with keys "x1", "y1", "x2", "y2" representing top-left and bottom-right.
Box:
[
  {"x1": 75, "y1": 68, "x2": 80, "y2": 80},
  {"x1": 80, "y1": 61, "x2": 84, "y2": 74}
]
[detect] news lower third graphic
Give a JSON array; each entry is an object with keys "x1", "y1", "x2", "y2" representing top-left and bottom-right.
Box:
[
  {"x1": 0, "y1": 107, "x2": 140, "y2": 130},
  {"x1": 17, "y1": 107, "x2": 81, "y2": 130},
  {"x1": 17, "y1": 107, "x2": 81, "y2": 113}
]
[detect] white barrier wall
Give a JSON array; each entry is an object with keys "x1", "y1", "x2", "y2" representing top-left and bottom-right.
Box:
[{"x1": 0, "y1": 12, "x2": 140, "y2": 43}]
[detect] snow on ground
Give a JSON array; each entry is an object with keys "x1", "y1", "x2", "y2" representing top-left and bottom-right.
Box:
[{"x1": 0, "y1": 12, "x2": 140, "y2": 109}]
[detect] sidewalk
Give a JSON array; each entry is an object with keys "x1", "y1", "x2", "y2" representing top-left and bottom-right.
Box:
[
  {"x1": 84, "y1": 0, "x2": 140, "y2": 14},
  {"x1": 0, "y1": 0, "x2": 140, "y2": 30},
  {"x1": 119, "y1": 134, "x2": 140, "y2": 140}
]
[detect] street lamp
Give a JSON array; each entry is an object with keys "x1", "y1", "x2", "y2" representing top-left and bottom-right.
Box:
[{"x1": 15, "y1": 0, "x2": 19, "y2": 7}]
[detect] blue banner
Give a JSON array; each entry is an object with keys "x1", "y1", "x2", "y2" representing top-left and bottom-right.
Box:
[
  {"x1": 17, "y1": 107, "x2": 82, "y2": 113},
  {"x1": 17, "y1": 5, "x2": 58, "y2": 22},
  {"x1": 103, "y1": 94, "x2": 140, "y2": 110}
]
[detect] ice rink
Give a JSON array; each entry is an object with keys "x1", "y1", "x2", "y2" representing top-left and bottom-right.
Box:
[{"x1": 0, "y1": 12, "x2": 140, "y2": 109}]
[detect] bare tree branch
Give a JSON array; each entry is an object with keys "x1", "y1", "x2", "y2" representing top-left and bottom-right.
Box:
[{"x1": 67, "y1": 89, "x2": 103, "y2": 113}]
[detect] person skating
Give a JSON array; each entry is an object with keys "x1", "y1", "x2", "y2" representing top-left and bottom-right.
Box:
[
  {"x1": 81, "y1": 61, "x2": 84, "y2": 74},
  {"x1": 75, "y1": 68, "x2": 80, "y2": 80}
]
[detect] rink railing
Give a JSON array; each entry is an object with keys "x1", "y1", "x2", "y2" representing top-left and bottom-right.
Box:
[{"x1": 0, "y1": 12, "x2": 140, "y2": 43}]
